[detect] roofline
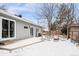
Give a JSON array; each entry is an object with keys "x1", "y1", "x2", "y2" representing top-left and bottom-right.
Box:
[
  {"x1": 68, "y1": 24, "x2": 79, "y2": 28},
  {"x1": 0, "y1": 9, "x2": 43, "y2": 28}
]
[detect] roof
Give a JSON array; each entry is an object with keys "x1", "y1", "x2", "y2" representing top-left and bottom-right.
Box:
[
  {"x1": 68, "y1": 24, "x2": 79, "y2": 27},
  {"x1": 0, "y1": 9, "x2": 43, "y2": 28}
]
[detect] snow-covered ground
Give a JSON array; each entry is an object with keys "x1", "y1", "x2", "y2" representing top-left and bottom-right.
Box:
[{"x1": 0, "y1": 37, "x2": 79, "y2": 56}]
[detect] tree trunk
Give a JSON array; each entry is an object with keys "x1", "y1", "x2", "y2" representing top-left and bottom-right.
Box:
[{"x1": 48, "y1": 21, "x2": 52, "y2": 36}]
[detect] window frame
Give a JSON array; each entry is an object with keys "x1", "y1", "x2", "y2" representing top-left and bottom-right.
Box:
[
  {"x1": 1, "y1": 16, "x2": 16, "y2": 40},
  {"x1": 30, "y1": 27, "x2": 34, "y2": 37}
]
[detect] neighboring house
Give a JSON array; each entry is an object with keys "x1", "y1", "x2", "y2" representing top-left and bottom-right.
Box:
[
  {"x1": 67, "y1": 24, "x2": 79, "y2": 41},
  {"x1": 0, "y1": 9, "x2": 43, "y2": 41}
]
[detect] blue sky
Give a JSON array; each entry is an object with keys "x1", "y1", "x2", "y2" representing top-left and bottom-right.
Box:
[
  {"x1": 0, "y1": 3, "x2": 48, "y2": 27},
  {"x1": 0, "y1": 3, "x2": 41, "y2": 23}
]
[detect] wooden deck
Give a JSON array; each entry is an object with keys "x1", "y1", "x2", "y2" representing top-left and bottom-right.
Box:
[
  {"x1": 0, "y1": 39, "x2": 17, "y2": 45},
  {"x1": 0, "y1": 37, "x2": 43, "y2": 52},
  {"x1": 0, "y1": 41, "x2": 43, "y2": 52}
]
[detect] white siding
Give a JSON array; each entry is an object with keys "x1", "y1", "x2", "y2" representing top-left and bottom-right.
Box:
[
  {"x1": 16, "y1": 20, "x2": 30, "y2": 39},
  {"x1": 0, "y1": 15, "x2": 42, "y2": 40},
  {"x1": 16, "y1": 20, "x2": 42, "y2": 39},
  {"x1": 29, "y1": 26, "x2": 42, "y2": 37}
]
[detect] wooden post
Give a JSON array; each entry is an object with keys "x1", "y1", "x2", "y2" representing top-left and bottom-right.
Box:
[
  {"x1": 72, "y1": 32, "x2": 73, "y2": 40},
  {"x1": 78, "y1": 31, "x2": 79, "y2": 40}
]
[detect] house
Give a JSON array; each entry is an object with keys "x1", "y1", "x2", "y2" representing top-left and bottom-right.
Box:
[
  {"x1": 0, "y1": 9, "x2": 43, "y2": 41},
  {"x1": 67, "y1": 24, "x2": 79, "y2": 41}
]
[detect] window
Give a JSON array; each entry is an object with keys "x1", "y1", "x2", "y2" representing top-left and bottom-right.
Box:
[
  {"x1": 30, "y1": 28, "x2": 33, "y2": 36},
  {"x1": 24, "y1": 26, "x2": 28, "y2": 29},
  {"x1": 2, "y1": 19, "x2": 8, "y2": 38},
  {"x1": 2, "y1": 19, "x2": 15, "y2": 38},
  {"x1": 10, "y1": 21, "x2": 15, "y2": 37}
]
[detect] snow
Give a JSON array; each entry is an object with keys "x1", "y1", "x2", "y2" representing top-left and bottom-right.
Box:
[{"x1": 0, "y1": 37, "x2": 79, "y2": 56}]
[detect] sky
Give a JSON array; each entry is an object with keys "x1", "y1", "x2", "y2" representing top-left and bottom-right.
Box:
[
  {"x1": 0, "y1": 3, "x2": 39, "y2": 22},
  {"x1": 0, "y1": 3, "x2": 48, "y2": 27},
  {"x1": 0, "y1": 3, "x2": 79, "y2": 28}
]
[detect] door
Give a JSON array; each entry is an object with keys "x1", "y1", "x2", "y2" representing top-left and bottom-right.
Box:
[
  {"x1": 10, "y1": 21, "x2": 15, "y2": 37},
  {"x1": 30, "y1": 27, "x2": 33, "y2": 37},
  {"x1": 2, "y1": 19, "x2": 9, "y2": 38},
  {"x1": 2, "y1": 19, "x2": 15, "y2": 39}
]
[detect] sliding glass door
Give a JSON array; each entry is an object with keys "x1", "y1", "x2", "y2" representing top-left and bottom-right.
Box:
[
  {"x1": 2, "y1": 19, "x2": 15, "y2": 38},
  {"x1": 10, "y1": 21, "x2": 15, "y2": 37},
  {"x1": 2, "y1": 19, "x2": 9, "y2": 38}
]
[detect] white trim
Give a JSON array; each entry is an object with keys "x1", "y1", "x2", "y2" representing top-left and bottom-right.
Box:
[
  {"x1": 0, "y1": 16, "x2": 2, "y2": 40},
  {"x1": 0, "y1": 16, "x2": 16, "y2": 41}
]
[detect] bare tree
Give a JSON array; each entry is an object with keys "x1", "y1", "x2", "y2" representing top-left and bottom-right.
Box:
[
  {"x1": 57, "y1": 3, "x2": 76, "y2": 35},
  {"x1": 58, "y1": 4, "x2": 70, "y2": 24},
  {"x1": 58, "y1": 3, "x2": 77, "y2": 25},
  {"x1": 36, "y1": 3, "x2": 56, "y2": 35}
]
